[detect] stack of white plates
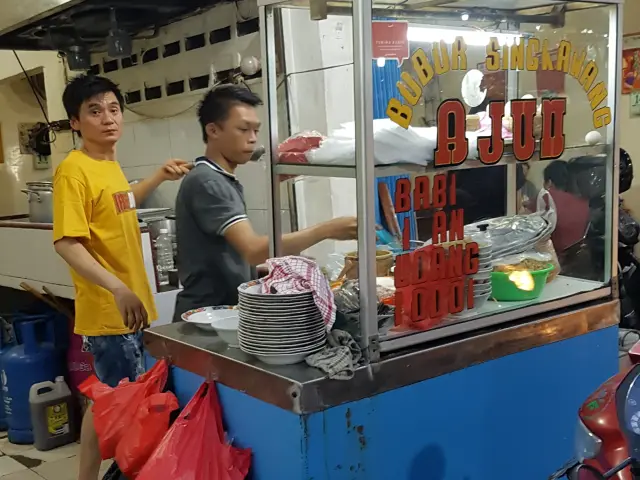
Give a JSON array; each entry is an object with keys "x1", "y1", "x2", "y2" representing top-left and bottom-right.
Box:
[{"x1": 237, "y1": 280, "x2": 327, "y2": 365}]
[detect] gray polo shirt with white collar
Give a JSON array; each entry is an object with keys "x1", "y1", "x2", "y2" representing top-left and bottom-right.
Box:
[{"x1": 173, "y1": 157, "x2": 256, "y2": 321}]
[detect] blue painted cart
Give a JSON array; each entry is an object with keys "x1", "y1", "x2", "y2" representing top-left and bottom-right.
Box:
[
  {"x1": 144, "y1": 0, "x2": 623, "y2": 477},
  {"x1": 145, "y1": 300, "x2": 619, "y2": 480}
]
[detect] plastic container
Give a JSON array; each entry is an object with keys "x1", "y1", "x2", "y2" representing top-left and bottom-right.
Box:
[
  {"x1": 155, "y1": 228, "x2": 174, "y2": 286},
  {"x1": 29, "y1": 376, "x2": 77, "y2": 451},
  {"x1": 490, "y1": 264, "x2": 554, "y2": 301},
  {"x1": 2, "y1": 317, "x2": 65, "y2": 444}
]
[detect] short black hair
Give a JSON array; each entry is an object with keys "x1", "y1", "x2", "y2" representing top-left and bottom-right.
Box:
[
  {"x1": 62, "y1": 74, "x2": 124, "y2": 120},
  {"x1": 544, "y1": 160, "x2": 571, "y2": 191},
  {"x1": 197, "y1": 85, "x2": 262, "y2": 143}
]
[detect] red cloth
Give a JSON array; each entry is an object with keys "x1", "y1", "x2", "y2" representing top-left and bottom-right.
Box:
[
  {"x1": 261, "y1": 256, "x2": 336, "y2": 329},
  {"x1": 545, "y1": 187, "x2": 590, "y2": 252}
]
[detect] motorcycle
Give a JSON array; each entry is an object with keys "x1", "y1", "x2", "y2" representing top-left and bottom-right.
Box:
[
  {"x1": 567, "y1": 149, "x2": 640, "y2": 328},
  {"x1": 550, "y1": 363, "x2": 640, "y2": 479}
]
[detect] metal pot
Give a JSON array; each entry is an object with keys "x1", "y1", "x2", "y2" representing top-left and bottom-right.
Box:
[
  {"x1": 145, "y1": 217, "x2": 176, "y2": 241},
  {"x1": 128, "y1": 179, "x2": 168, "y2": 209},
  {"x1": 21, "y1": 181, "x2": 53, "y2": 223}
]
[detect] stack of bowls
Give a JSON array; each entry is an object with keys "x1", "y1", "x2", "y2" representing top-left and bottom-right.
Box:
[
  {"x1": 469, "y1": 242, "x2": 493, "y2": 310},
  {"x1": 237, "y1": 280, "x2": 327, "y2": 365},
  {"x1": 449, "y1": 241, "x2": 493, "y2": 319}
]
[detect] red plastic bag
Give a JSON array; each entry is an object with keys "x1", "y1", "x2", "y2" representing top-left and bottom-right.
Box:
[
  {"x1": 138, "y1": 382, "x2": 252, "y2": 480},
  {"x1": 78, "y1": 359, "x2": 170, "y2": 460},
  {"x1": 115, "y1": 392, "x2": 179, "y2": 479}
]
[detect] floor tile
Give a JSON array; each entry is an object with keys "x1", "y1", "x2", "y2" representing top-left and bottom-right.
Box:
[
  {"x1": 0, "y1": 456, "x2": 27, "y2": 477},
  {"x1": 99, "y1": 460, "x2": 113, "y2": 476},
  {"x1": 3, "y1": 470, "x2": 43, "y2": 479},
  {"x1": 32, "y1": 456, "x2": 78, "y2": 480},
  {"x1": 0, "y1": 439, "x2": 32, "y2": 456},
  {"x1": 0, "y1": 440, "x2": 78, "y2": 463}
]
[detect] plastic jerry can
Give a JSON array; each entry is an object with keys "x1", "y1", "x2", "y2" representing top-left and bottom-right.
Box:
[{"x1": 29, "y1": 376, "x2": 77, "y2": 451}]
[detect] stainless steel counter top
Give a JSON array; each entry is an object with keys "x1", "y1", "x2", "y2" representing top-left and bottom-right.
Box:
[
  {"x1": 0, "y1": 215, "x2": 52, "y2": 230},
  {"x1": 144, "y1": 299, "x2": 619, "y2": 414}
]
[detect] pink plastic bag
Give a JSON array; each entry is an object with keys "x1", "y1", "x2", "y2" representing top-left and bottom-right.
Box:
[
  {"x1": 278, "y1": 131, "x2": 324, "y2": 180},
  {"x1": 138, "y1": 382, "x2": 251, "y2": 480}
]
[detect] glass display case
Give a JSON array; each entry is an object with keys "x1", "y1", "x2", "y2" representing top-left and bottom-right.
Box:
[{"x1": 258, "y1": 0, "x2": 621, "y2": 358}]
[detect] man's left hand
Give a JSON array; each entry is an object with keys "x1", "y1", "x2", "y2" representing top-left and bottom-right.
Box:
[{"x1": 159, "y1": 159, "x2": 192, "y2": 181}]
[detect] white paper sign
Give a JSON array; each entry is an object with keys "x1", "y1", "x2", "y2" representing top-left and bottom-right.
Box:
[{"x1": 631, "y1": 92, "x2": 640, "y2": 117}]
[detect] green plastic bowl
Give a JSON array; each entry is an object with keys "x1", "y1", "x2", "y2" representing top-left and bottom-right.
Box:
[{"x1": 490, "y1": 264, "x2": 555, "y2": 301}]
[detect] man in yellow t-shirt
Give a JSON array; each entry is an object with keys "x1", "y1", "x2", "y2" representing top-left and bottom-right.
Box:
[{"x1": 53, "y1": 74, "x2": 190, "y2": 480}]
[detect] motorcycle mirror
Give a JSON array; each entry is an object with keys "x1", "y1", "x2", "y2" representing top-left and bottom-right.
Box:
[{"x1": 567, "y1": 464, "x2": 606, "y2": 480}]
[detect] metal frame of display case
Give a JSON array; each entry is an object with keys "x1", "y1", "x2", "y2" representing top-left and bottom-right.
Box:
[{"x1": 259, "y1": 0, "x2": 623, "y2": 359}]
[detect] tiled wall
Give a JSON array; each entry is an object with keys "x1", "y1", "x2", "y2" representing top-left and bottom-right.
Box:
[
  {"x1": 116, "y1": 83, "x2": 292, "y2": 235},
  {"x1": 0, "y1": 77, "x2": 54, "y2": 218}
]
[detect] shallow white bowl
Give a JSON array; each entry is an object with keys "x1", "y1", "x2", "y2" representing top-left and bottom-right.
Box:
[
  {"x1": 252, "y1": 352, "x2": 314, "y2": 366},
  {"x1": 212, "y1": 314, "x2": 240, "y2": 347},
  {"x1": 182, "y1": 305, "x2": 237, "y2": 332}
]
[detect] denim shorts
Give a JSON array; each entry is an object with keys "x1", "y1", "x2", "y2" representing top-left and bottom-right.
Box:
[{"x1": 82, "y1": 333, "x2": 145, "y2": 388}]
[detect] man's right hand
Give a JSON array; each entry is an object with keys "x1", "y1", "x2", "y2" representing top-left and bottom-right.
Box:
[
  {"x1": 326, "y1": 216, "x2": 358, "y2": 241},
  {"x1": 113, "y1": 286, "x2": 148, "y2": 332}
]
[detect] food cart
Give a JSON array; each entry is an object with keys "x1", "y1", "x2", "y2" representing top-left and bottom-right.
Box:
[{"x1": 144, "y1": 0, "x2": 623, "y2": 478}]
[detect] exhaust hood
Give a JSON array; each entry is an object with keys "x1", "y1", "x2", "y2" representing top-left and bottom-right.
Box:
[{"x1": 0, "y1": 0, "x2": 216, "y2": 54}]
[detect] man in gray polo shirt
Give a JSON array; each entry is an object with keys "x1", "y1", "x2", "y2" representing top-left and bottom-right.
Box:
[{"x1": 173, "y1": 85, "x2": 357, "y2": 320}]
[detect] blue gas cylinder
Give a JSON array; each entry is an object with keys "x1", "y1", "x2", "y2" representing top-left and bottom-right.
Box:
[
  {"x1": 0, "y1": 317, "x2": 15, "y2": 431},
  {"x1": 2, "y1": 317, "x2": 64, "y2": 444}
]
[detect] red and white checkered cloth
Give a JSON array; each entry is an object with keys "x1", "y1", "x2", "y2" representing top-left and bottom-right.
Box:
[{"x1": 261, "y1": 256, "x2": 336, "y2": 330}]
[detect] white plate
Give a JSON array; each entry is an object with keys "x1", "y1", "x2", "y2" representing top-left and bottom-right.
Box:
[
  {"x1": 238, "y1": 308, "x2": 323, "y2": 320},
  {"x1": 238, "y1": 303, "x2": 320, "y2": 314},
  {"x1": 252, "y1": 351, "x2": 317, "y2": 366},
  {"x1": 239, "y1": 311, "x2": 324, "y2": 323},
  {"x1": 239, "y1": 321, "x2": 325, "y2": 335},
  {"x1": 240, "y1": 338, "x2": 326, "y2": 355},
  {"x1": 239, "y1": 289, "x2": 314, "y2": 299},
  {"x1": 239, "y1": 318, "x2": 324, "y2": 329},
  {"x1": 182, "y1": 306, "x2": 237, "y2": 331},
  {"x1": 239, "y1": 300, "x2": 318, "y2": 310},
  {"x1": 239, "y1": 328, "x2": 326, "y2": 344},
  {"x1": 239, "y1": 323, "x2": 325, "y2": 338},
  {"x1": 239, "y1": 299, "x2": 316, "y2": 310},
  {"x1": 238, "y1": 299, "x2": 316, "y2": 310},
  {"x1": 238, "y1": 330, "x2": 326, "y2": 347},
  {"x1": 238, "y1": 280, "x2": 314, "y2": 298},
  {"x1": 239, "y1": 331, "x2": 326, "y2": 344}
]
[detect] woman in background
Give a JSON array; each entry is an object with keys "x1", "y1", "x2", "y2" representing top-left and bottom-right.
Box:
[
  {"x1": 517, "y1": 162, "x2": 538, "y2": 213},
  {"x1": 540, "y1": 161, "x2": 590, "y2": 253}
]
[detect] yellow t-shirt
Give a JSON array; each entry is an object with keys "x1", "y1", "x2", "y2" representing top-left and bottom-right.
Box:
[{"x1": 53, "y1": 150, "x2": 157, "y2": 335}]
